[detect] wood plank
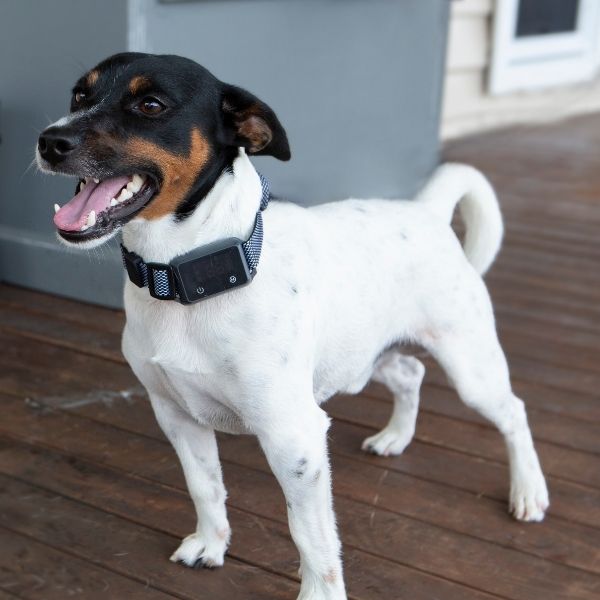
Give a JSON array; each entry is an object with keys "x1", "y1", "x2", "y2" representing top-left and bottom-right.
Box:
[
  {"x1": 0, "y1": 376, "x2": 600, "y2": 525},
  {"x1": 1, "y1": 323, "x2": 598, "y2": 516},
  {"x1": 0, "y1": 443, "x2": 500, "y2": 600},
  {"x1": 0, "y1": 284, "x2": 124, "y2": 334},
  {"x1": 330, "y1": 419, "x2": 600, "y2": 528},
  {"x1": 3, "y1": 439, "x2": 598, "y2": 600},
  {"x1": 0, "y1": 590, "x2": 23, "y2": 600},
  {"x1": 0, "y1": 329, "x2": 136, "y2": 401},
  {"x1": 419, "y1": 385, "x2": 598, "y2": 453},
  {"x1": 330, "y1": 393, "x2": 600, "y2": 478},
  {"x1": 492, "y1": 288, "x2": 600, "y2": 335},
  {"x1": 423, "y1": 352, "x2": 600, "y2": 401},
  {"x1": 47, "y1": 394, "x2": 600, "y2": 573},
  {"x1": 0, "y1": 298, "x2": 600, "y2": 418},
  {"x1": 495, "y1": 311, "x2": 600, "y2": 357},
  {"x1": 2, "y1": 390, "x2": 600, "y2": 583},
  {"x1": 3, "y1": 289, "x2": 598, "y2": 382},
  {"x1": 362, "y1": 380, "x2": 600, "y2": 454},
  {"x1": 0, "y1": 475, "x2": 299, "y2": 600},
  {"x1": 0, "y1": 301, "x2": 123, "y2": 364},
  {"x1": 2, "y1": 315, "x2": 595, "y2": 446},
  {"x1": 499, "y1": 331, "x2": 600, "y2": 377},
  {"x1": 0, "y1": 528, "x2": 176, "y2": 600}
]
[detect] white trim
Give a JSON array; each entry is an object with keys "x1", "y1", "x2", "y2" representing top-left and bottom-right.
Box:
[
  {"x1": 490, "y1": 0, "x2": 600, "y2": 94},
  {"x1": 127, "y1": 0, "x2": 151, "y2": 53}
]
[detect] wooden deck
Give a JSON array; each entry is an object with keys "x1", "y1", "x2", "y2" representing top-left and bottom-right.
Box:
[{"x1": 1, "y1": 115, "x2": 600, "y2": 599}]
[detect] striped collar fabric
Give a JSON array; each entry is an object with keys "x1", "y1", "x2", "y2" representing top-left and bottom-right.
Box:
[{"x1": 120, "y1": 172, "x2": 270, "y2": 301}]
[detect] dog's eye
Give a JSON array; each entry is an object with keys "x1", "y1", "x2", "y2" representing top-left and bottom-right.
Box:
[
  {"x1": 137, "y1": 97, "x2": 165, "y2": 116},
  {"x1": 74, "y1": 91, "x2": 86, "y2": 104}
]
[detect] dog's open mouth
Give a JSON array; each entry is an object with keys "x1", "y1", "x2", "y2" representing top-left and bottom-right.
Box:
[{"x1": 53, "y1": 173, "x2": 157, "y2": 242}]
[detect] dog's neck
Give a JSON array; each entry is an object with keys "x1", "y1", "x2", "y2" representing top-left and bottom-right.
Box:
[{"x1": 121, "y1": 149, "x2": 263, "y2": 264}]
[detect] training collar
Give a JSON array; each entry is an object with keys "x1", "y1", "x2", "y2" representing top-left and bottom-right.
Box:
[{"x1": 120, "y1": 173, "x2": 270, "y2": 304}]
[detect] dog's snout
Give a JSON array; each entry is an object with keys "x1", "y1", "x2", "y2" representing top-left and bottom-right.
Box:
[{"x1": 38, "y1": 128, "x2": 81, "y2": 164}]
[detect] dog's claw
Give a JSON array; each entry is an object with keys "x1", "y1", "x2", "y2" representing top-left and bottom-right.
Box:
[
  {"x1": 170, "y1": 532, "x2": 227, "y2": 569},
  {"x1": 361, "y1": 428, "x2": 414, "y2": 457},
  {"x1": 509, "y1": 472, "x2": 549, "y2": 522}
]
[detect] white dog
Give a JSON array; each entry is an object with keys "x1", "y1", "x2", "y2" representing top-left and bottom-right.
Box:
[{"x1": 38, "y1": 53, "x2": 548, "y2": 600}]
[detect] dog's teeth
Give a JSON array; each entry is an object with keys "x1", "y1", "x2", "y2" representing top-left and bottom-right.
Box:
[
  {"x1": 110, "y1": 198, "x2": 118, "y2": 207},
  {"x1": 127, "y1": 173, "x2": 144, "y2": 194},
  {"x1": 78, "y1": 181, "x2": 85, "y2": 192},
  {"x1": 93, "y1": 178, "x2": 100, "y2": 184},
  {"x1": 54, "y1": 203, "x2": 60, "y2": 214},
  {"x1": 86, "y1": 210, "x2": 96, "y2": 228},
  {"x1": 118, "y1": 188, "x2": 133, "y2": 202}
]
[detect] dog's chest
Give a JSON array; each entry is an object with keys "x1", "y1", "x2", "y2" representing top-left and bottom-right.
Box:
[{"x1": 123, "y1": 292, "x2": 256, "y2": 433}]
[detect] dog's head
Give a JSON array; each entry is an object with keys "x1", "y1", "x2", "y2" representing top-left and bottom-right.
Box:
[{"x1": 37, "y1": 52, "x2": 290, "y2": 247}]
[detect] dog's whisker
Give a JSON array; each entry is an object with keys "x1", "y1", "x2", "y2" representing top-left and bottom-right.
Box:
[{"x1": 21, "y1": 156, "x2": 38, "y2": 179}]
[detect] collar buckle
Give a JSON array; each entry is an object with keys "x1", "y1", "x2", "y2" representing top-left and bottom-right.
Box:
[{"x1": 121, "y1": 245, "x2": 148, "y2": 288}]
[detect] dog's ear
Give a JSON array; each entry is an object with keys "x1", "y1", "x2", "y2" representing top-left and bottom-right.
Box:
[{"x1": 220, "y1": 84, "x2": 290, "y2": 161}]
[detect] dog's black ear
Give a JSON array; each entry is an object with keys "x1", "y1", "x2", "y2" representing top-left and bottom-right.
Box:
[{"x1": 220, "y1": 84, "x2": 290, "y2": 161}]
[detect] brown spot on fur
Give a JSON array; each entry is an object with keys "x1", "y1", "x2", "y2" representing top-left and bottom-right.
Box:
[
  {"x1": 126, "y1": 128, "x2": 210, "y2": 220},
  {"x1": 86, "y1": 70, "x2": 99, "y2": 87},
  {"x1": 238, "y1": 113, "x2": 272, "y2": 153},
  {"x1": 129, "y1": 75, "x2": 151, "y2": 95},
  {"x1": 224, "y1": 101, "x2": 272, "y2": 153}
]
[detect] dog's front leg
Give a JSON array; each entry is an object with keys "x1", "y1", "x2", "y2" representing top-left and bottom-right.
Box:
[
  {"x1": 259, "y1": 404, "x2": 346, "y2": 600},
  {"x1": 149, "y1": 394, "x2": 231, "y2": 568}
]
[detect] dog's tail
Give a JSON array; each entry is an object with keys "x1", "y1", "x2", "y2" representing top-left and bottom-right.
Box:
[{"x1": 416, "y1": 163, "x2": 503, "y2": 275}]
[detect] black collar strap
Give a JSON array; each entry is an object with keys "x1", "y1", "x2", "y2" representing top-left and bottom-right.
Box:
[{"x1": 120, "y1": 173, "x2": 270, "y2": 301}]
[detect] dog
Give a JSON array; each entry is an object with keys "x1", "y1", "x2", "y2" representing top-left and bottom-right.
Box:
[{"x1": 37, "y1": 52, "x2": 549, "y2": 600}]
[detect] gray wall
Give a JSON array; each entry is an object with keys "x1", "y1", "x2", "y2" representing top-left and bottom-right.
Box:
[
  {"x1": 0, "y1": 0, "x2": 448, "y2": 308},
  {"x1": 0, "y1": 0, "x2": 128, "y2": 306},
  {"x1": 138, "y1": 0, "x2": 449, "y2": 204}
]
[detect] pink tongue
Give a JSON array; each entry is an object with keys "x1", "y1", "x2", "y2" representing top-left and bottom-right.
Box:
[{"x1": 53, "y1": 176, "x2": 131, "y2": 231}]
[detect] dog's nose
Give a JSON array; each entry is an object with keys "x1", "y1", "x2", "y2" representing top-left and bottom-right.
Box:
[{"x1": 38, "y1": 128, "x2": 81, "y2": 164}]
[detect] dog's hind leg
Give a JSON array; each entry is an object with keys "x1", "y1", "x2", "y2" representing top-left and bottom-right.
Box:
[
  {"x1": 361, "y1": 351, "x2": 425, "y2": 456},
  {"x1": 149, "y1": 394, "x2": 231, "y2": 568},
  {"x1": 423, "y1": 306, "x2": 549, "y2": 522}
]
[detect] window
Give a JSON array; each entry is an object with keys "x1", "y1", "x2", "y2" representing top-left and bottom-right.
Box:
[
  {"x1": 490, "y1": 0, "x2": 600, "y2": 94},
  {"x1": 516, "y1": 0, "x2": 579, "y2": 37}
]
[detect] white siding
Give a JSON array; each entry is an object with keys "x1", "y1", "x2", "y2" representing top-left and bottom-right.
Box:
[{"x1": 442, "y1": 0, "x2": 600, "y2": 139}]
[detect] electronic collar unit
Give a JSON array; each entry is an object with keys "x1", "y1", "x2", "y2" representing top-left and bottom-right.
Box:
[{"x1": 120, "y1": 173, "x2": 269, "y2": 305}]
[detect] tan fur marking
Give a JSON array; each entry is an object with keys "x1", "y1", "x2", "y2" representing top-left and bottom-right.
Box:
[
  {"x1": 225, "y1": 101, "x2": 272, "y2": 153},
  {"x1": 86, "y1": 70, "x2": 99, "y2": 87},
  {"x1": 127, "y1": 128, "x2": 210, "y2": 220},
  {"x1": 129, "y1": 75, "x2": 151, "y2": 95},
  {"x1": 238, "y1": 114, "x2": 272, "y2": 153}
]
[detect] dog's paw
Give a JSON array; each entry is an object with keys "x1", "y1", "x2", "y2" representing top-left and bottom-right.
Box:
[
  {"x1": 170, "y1": 530, "x2": 229, "y2": 569},
  {"x1": 509, "y1": 472, "x2": 549, "y2": 522},
  {"x1": 361, "y1": 427, "x2": 413, "y2": 457}
]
